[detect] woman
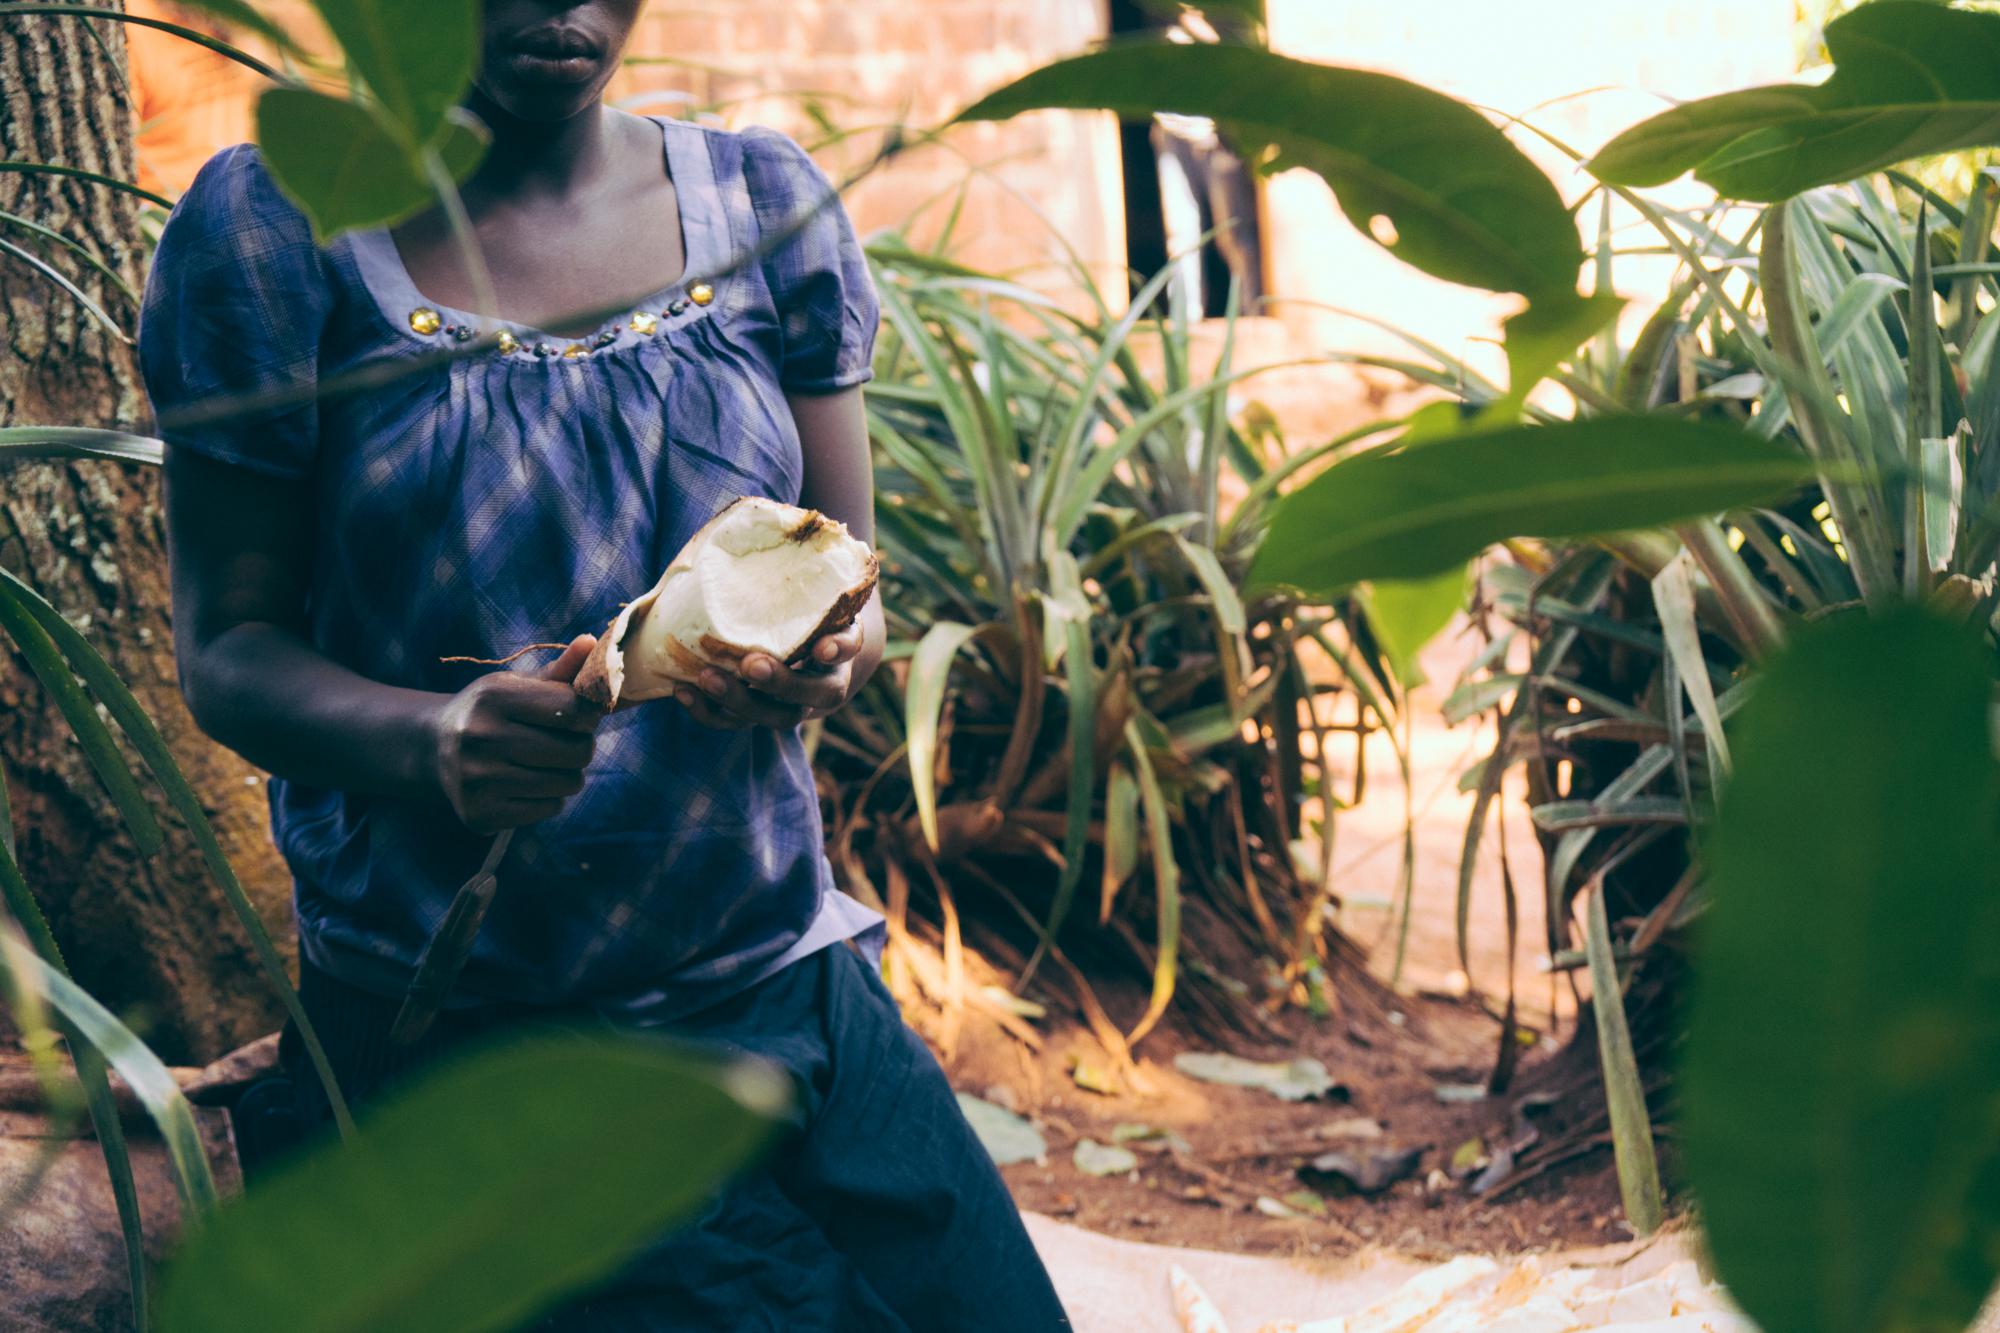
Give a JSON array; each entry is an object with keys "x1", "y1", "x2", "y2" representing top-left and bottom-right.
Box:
[{"x1": 140, "y1": 2, "x2": 1071, "y2": 1327}]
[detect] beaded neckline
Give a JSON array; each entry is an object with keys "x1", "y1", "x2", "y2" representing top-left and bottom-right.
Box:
[{"x1": 347, "y1": 115, "x2": 729, "y2": 360}]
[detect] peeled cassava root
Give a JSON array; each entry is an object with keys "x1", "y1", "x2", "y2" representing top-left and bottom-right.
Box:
[{"x1": 575, "y1": 497, "x2": 878, "y2": 709}]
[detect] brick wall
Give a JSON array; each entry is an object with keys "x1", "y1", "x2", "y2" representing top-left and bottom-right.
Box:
[{"x1": 612, "y1": 1, "x2": 1123, "y2": 304}]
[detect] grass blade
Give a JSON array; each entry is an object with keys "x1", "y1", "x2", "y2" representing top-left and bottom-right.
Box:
[
  {"x1": 0, "y1": 580, "x2": 163, "y2": 856},
  {"x1": 0, "y1": 930, "x2": 220, "y2": 1219},
  {"x1": 0, "y1": 567, "x2": 355, "y2": 1136},
  {"x1": 1652, "y1": 550, "x2": 1733, "y2": 778},
  {"x1": 0, "y1": 426, "x2": 164, "y2": 466},
  {"x1": 1584, "y1": 879, "x2": 1664, "y2": 1236},
  {"x1": 905, "y1": 621, "x2": 983, "y2": 852},
  {"x1": 1122, "y1": 719, "x2": 1180, "y2": 1049},
  {"x1": 0, "y1": 840, "x2": 150, "y2": 1329}
]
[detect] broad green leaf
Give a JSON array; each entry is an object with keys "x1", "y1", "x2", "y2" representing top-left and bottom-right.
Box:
[
  {"x1": 309, "y1": 0, "x2": 478, "y2": 145},
  {"x1": 158, "y1": 1037, "x2": 787, "y2": 1333},
  {"x1": 906, "y1": 622, "x2": 983, "y2": 852},
  {"x1": 1593, "y1": 3, "x2": 2000, "y2": 201},
  {"x1": 1358, "y1": 563, "x2": 1468, "y2": 689},
  {"x1": 1584, "y1": 884, "x2": 1663, "y2": 1236},
  {"x1": 1689, "y1": 606, "x2": 2000, "y2": 1333},
  {"x1": 257, "y1": 89, "x2": 486, "y2": 241},
  {"x1": 956, "y1": 42, "x2": 1583, "y2": 302},
  {"x1": 1500, "y1": 293, "x2": 1626, "y2": 410},
  {"x1": 1247, "y1": 418, "x2": 1810, "y2": 596}
]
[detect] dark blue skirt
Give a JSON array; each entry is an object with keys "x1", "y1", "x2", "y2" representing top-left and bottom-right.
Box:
[{"x1": 277, "y1": 944, "x2": 1071, "y2": 1331}]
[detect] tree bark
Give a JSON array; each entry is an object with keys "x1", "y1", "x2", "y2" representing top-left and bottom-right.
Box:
[{"x1": 1, "y1": 0, "x2": 288, "y2": 1064}]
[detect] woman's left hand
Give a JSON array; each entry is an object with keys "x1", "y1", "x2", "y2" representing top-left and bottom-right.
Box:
[{"x1": 674, "y1": 623, "x2": 866, "y2": 730}]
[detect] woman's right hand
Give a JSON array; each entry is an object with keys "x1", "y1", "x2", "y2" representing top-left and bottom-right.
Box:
[{"x1": 431, "y1": 635, "x2": 605, "y2": 834}]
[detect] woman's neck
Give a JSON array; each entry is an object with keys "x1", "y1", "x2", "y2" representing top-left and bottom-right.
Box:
[{"x1": 461, "y1": 93, "x2": 616, "y2": 204}]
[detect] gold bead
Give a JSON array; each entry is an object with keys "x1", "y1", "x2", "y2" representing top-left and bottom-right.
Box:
[
  {"x1": 495, "y1": 329, "x2": 521, "y2": 355},
  {"x1": 409, "y1": 307, "x2": 442, "y2": 336},
  {"x1": 689, "y1": 282, "x2": 714, "y2": 307},
  {"x1": 629, "y1": 310, "x2": 658, "y2": 335},
  {"x1": 562, "y1": 343, "x2": 588, "y2": 360}
]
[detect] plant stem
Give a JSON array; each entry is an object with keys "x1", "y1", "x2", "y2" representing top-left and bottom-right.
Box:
[{"x1": 422, "y1": 147, "x2": 499, "y2": 330}]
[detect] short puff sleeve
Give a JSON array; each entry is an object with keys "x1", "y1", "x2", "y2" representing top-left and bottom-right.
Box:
[
  {"x1": 139, "y1": 145, "x2": 331, "y2": 480},
  {"x1": 740, "y1": 127, "x2": 880, "y2": 393}
]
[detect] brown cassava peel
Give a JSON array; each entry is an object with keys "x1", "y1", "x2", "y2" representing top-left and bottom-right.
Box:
[{"x1": 575, "y1": 496, "x2": 878, "y2": 709}]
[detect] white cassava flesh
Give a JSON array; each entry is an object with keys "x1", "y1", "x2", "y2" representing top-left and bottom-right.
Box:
[{"x1": 575, "y1": 497, "x2": 878, "y2": 709}]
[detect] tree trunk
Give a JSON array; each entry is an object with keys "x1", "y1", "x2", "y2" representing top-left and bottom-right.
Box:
[{"x1": 0, "y1": 1, "x2": 289, "y2": 1064}]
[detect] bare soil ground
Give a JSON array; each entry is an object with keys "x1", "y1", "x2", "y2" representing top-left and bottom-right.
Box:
[{"x1": 921, "y1": 623, "x2": 1633, "y2": 1263}]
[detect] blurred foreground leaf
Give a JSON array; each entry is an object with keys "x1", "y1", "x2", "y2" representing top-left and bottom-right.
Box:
[
  {"x1": 256, "y1": 92, "x2": 486, "y2": 240},
  {"x1": 158, "y1": 1037, "x2": 788, "y2": 1333},
  {"x1": 1689, "y1": 605, "x2": 2000, "y2": 1333}
]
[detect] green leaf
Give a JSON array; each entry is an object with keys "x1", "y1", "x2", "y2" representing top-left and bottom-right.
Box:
[
  {"x1": 1247, "y1": 417, "x2": 1810, "y2": 596},
  {"x1": 0, "y1": 426, "x2": 163, "y2": 467},
  {"x1": 1358, "y1": 563, "x2": 1468, "y2": 689},
  {"x1": 0, "y1": 843, "x2": 151, "y2": 1325},
  {"x1": 0, "y1": 582, "x2": 163, "y2": 856},
  {"x1": 0, "y1": 925, "x2": 220, "y2": 1220},
  {"x1": 0, "y1": 566, "x2": 355, "y2": 1136},
  {"x1": 1100, "y1": 759, "x2": 1140, "y2": 923},
  {"x1": 0, "y1": 160, "x2": 174, "y2": 210},
  {"x1": 1123, "y1": 719, "x2": 1180, "y2": 1048},
  {"x1": 955, "y1": 42, "x2": 1583, "y2": 301},
  {"x1": 1583, "y1": 883, "x2": 1663, "y2": 1236},
  {"x1": 0, "y1": 235, "x2": 127, "y2": 342},
  {"x1": 1038, "y1": 559, "x2": 1095, "y2": 965},
  {"x1": 256, "y1": 89, "x2": 486, "y2": 241},
  {"x1": 1651, "y1": 551, "x2": 1732, "y2": 777},
  {"x1": 1593, "y1": 3, "x2": 2000, "y2": 201},
  {"x1": 905, "y1": 621, "x2": 983, "y2": 852},
  {"x1": 1688, "y1": 606, "x2": 2000, "y2": 1333},
  {"x1": 158, "y1": 1037, "x2": 786, "y2": 1333},
  {"x1": 1171, "y1": 536, "x2": 1247, "y2": 636},
  {"x1": 309, "y1": 0, "x2": 478, "y2": 145},
  {"x1": 1500, "y1": 293, "x2": 1626, "y2": 409}
]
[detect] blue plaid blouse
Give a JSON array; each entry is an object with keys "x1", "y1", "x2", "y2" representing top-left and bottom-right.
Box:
[{"x1": 140, "y1": 117, "x2": 884, "y2": 1021}]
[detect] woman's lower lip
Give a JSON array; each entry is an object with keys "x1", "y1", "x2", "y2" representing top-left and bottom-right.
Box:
[{"x1": 506, "y1": 50, "x2": 601, "y2": 83}]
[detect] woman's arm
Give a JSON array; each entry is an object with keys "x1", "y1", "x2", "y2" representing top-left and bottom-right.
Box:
[
  {"x1": 674, "y1": 385, "x2": 884, "y2": 729},
  {"x1": 165, "y1": 449, "x2": 603, "y2": 833}
]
